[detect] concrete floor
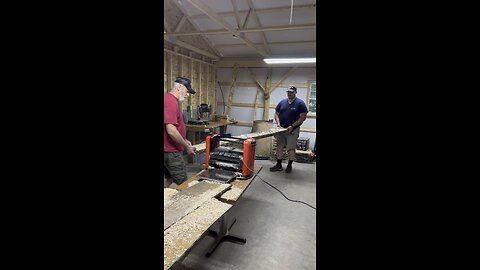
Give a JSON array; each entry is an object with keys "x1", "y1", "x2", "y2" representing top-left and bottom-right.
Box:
[{"x1": 172, "y1": 159, "x2": 317, "y2": 270}]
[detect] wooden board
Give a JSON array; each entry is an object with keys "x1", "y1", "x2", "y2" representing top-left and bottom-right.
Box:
[
  {"x1": 219, "y1": 166, "x2": 262, "y2": 203},
  {"x1": 191, "y1": 128, "x2": 286, "y2": 153},
  {"x1": 164, "y1": 198, "x2": 232, "y2": 270},
  {"x1": 164, "y1": 181, "x2": 231, "y2": 231},
  {"x1": 164, "y1": 189, "x2": 179, "y2": 207},
  {"x1": 235, "y1": 127, "x2": 287, "y2": 139}
]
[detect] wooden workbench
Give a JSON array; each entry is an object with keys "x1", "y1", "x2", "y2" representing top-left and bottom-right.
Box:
[
  {"x1": 186, "y1": 120, "x2": 238, "y2": 145},
  {"x1": 164, "y1": 165, "x2": 262, "y2": 269}
]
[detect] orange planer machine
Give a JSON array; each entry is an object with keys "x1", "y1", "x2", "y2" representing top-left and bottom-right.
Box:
[{"x1": 201, "y1": 134, "x2": 256, "y2": 182}]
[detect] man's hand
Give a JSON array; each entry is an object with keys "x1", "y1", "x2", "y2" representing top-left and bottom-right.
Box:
[
  {"x1": 287, "y1": 125, "x2": 294, "y2": 133},
  {"x1": 186, "y1": 145, "x2": 196, "y2": 156},
  {"x1": 185, "y1": 140, "x2": 196, "y2": 155}
]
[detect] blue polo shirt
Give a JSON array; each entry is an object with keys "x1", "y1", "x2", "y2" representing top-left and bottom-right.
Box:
[{"x1": 275, "y1": 98, "x2": 308, "y2": 129}]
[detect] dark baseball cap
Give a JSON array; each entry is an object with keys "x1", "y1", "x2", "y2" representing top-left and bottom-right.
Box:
[
  {"x1": 175, "y1": 76, "x2": 196, "y2": 94},
  {"x1": 287, "y1": 86, "x2": 297, "y2": 93}
]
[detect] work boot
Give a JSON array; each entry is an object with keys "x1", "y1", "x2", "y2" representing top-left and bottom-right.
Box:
[
  {"x1": 285, "y1": 166, "x2": 292, "y2": 173},
  {"x1": 270, "y1": 163, "x2": 283, "y2": 171}
]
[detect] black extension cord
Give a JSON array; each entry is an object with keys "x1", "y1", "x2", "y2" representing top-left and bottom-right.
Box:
[{"x1": 243, "y1": 161, "x2": 316, "y2": 210}]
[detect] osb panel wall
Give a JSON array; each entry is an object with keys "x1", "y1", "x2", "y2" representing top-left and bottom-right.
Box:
[{"x1": 164, "y1": 43, "x2": 216, "y2": 116}]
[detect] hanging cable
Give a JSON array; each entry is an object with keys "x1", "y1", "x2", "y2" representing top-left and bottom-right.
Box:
[{"x1": 289, "y1": 0, "x2": 294, "y2": 24}]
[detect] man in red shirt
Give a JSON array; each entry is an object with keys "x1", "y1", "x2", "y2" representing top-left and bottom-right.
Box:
[{"x1": 164, "y1": 77, "x2": 197, "y2": 189}]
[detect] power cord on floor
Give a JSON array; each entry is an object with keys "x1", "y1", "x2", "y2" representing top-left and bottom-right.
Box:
[{"x1": 242, "y1": 160, "x2": 316, "y2": 210}]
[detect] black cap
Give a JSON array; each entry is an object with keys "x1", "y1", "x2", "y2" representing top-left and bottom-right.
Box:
[
  {"x1": 175, "y1": 76, "x2": 196, "y2": 94},
  {"x1": 287, "y1": 85, "x2": 297, "y2": 93}
]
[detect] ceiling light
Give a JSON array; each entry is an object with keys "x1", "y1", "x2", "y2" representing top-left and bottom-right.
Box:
[{"x1": 264, "y1": 58, "x2": 316, "y2": 64}]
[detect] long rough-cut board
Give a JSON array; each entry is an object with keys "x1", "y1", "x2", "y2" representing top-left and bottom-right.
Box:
[
  {"x1": 235, "y1": 127, "x2": 287, "y2": 139},
  {"x1": 164, "y1": 198, "x2": 232, "y2": 270},
  {"x1": 164, "y1": 181, "x2": 231, "y2": 231},
  {"x1": 192, "y1": 141, "x2": 231, "y2": 153},
  {"x1": 192, "y1": 128, "x2": 286, "y2": 153}
]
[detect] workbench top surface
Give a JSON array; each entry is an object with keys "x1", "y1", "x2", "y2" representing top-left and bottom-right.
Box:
[{"x1": 164, "y1": 165, "x2": 262, "y2": 269}]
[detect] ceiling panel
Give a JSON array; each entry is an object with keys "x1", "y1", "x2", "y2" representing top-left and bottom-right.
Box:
[
  {"x1": 165, "y1": 0, "x2": 316, "y2": 59},
  {"x1": 269, "y1": 43, "x2": 316, "y2": 57},
  {"x1": 204, "y1": 34, "x2": 248, "y2": 45},
  {"x1": 193, "y1": 16, "x2": 241, "y2": 30},
  {"x1": 265, "y1": 29, "x2": 316, "y2": 43},
  {"x1": 258, "y1": 9, "x2": 315, "y2": 26},
  {"x1": 217, "y1": 46, "x2": 262, "y2": 57},
  {"x1": 248, "y1": 0, "x2": 316, "y2": 9},
  {"x1": 179, "y1": 0, "x2": 234, "y2": 15}
]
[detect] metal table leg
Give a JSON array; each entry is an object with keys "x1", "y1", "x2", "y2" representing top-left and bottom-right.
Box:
[{"x1": 206, "y1": 212, "x2": 246, "y2": 257}]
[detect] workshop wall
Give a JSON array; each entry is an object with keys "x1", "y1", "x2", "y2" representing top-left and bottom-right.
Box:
[
  {"x1": 216, "y1": 67, "x2": 317, "y2": 148},
  {"x1": 164, "y1": 40, "x2": 217, "y2": 116}
]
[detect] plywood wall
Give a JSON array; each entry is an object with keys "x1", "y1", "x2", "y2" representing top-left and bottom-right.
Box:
[{"x1": 164, "y1": 41, "x2": 216, "y2": 116}]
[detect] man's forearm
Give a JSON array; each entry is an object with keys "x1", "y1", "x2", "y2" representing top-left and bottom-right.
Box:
[
  {"x1": 291, "y1": 119, "x2": 303, "y2": 128},
  {"x1": 291, "y1": 116, "x2": 307, "y2": 128},
  {"x1": 167, "y1": 128, "x2": 189, "y2": 149},
  {"x1": 274, "y1": 114, "x2": 280, "y2": 126}
]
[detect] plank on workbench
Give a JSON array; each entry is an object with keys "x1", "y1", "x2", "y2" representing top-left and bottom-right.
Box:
[
  {"x1": 164, "y1": 198, "x2": 232, "y2": 270},
  {"x1": 164, "y1": 180, "x2": 231, "y2": 231},
  {"x1": 219, "y1": 166, "x2": 263, "y2": 203}
]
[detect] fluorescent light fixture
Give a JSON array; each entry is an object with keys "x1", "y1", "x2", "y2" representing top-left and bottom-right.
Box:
[{"x1": 264, "y1": 58, "x2": 316, "y2": 64}]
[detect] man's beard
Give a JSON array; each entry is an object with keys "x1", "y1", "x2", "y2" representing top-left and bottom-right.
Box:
[{"x1": 179, "y1": 95, "x2": 185, "y2": 102}]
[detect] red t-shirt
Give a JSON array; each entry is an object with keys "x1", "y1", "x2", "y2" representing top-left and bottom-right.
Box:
[{"x1": 164, "y1": 93, "x2": 186, "y2": 152}]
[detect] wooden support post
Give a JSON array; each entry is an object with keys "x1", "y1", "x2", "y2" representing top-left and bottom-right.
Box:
[
  {"x1": 225, "y1": 64, "x2": 239, "y2": 116},
  {"x1": 246, "y1": 67, "x2": 266, "y2": 93},
  {"x1": 263, "y1": 68, "x2": 272, "y2": 120},
  {"x1": 199, "y1": 57, "x2": 203, "y2": 107},
  {"x1": 252, "y1": 86, "x2": 261, "y2": 121},
  {"x1": 189, "y1": 52, "x2": 194, "y2": 117},
  {"x1": 167, "y1": 53, "x2": 173, "y2": 91}
]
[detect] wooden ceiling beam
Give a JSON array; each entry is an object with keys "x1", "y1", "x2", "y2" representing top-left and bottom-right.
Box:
[
  {"x1": 165, "y1": 23, "x2": 316, "y2": 36},
  {"x1": 164, "y1": 18, "x2": 171, "y2": 33},
  {"x1": 184, "y1": 0, "x2": 267, "y2": 57},
  {"x1": 168, "y1": 0, "x2": 223, "y2": 58},
  {"x1": 188, "y1": 4, "x2": 316, "y2": 19},
  {"x1": 174, "y1": 16, "x2": 188, "y2": 32},
  {"x1": 246, "y1": 0, "x2": 271, "y2": 55},
  {"x1": 231, "y1": 0, "x2": 241, "y2": 28},
  {"x1": 214, "y1": 40, "x2": 316, "y2": 48}
]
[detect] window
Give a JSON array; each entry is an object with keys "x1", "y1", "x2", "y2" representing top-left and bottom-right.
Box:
[{"x1": 307, "y1": 80, "x2": 316, "y2": 113}]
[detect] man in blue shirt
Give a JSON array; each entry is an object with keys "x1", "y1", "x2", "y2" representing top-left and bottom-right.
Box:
[{"x1": 271, "y1": 86, "x2": 308, "y2": 173}]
